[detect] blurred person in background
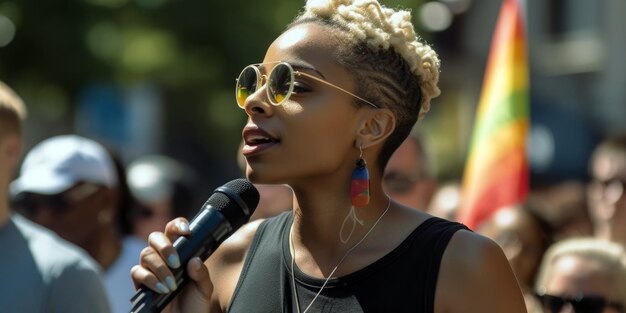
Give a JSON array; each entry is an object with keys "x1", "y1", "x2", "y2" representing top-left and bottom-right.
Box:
[
  {"x1": 533, "y1": 180, "x2": 594, "y2": 241},
  {"x1": 478, "y1": 202, "x2": 554, "y2": 312},
  {"x1": 427, "y1": 181, "x2": 461, "y2": 221},
  {"x1": 587, "y1": 135, "x2": 626, "y2": 248},
  {"x1": 11, "y1": 134, "x2": 144, "y2": 313},
  {"x1": 383, "y1": 129, "x2": 437, "y2": 211},
  {"x1": 0, "y1": 82, "x2": 109, "y2": 312},
  {"x1": 104, "y1": 148, "x2": 152, "y2": 313},
  {"x1": 126, "y1": 155, "x2": 199, "y2": 241},
  {"x1": 534, "y1": 237, "x2": 626, "y2": 313}
]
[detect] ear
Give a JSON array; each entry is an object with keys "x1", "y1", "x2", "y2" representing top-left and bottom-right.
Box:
[
  {"x1": 2, "y1": 134, "x2": 22, "y2": 170},
  {"x1": 355, "y1": 108, "x2": 396, "y2": 149}
]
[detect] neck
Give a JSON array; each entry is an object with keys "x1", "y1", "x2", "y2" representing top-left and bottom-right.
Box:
[{"x1": 287, "y1": 172, "x2": 390, "y2": 267}]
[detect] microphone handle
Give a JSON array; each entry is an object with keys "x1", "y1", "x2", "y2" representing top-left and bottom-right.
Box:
[{"x1": 130, "y1": 207, "x2": 233, "y2": 313}]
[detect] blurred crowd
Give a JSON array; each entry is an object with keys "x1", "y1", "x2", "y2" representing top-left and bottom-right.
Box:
[{"x1": 3, "y1": 75, "x2": 626, "y2": 313}]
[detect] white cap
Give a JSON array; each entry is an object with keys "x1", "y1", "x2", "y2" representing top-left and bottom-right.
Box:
[
  {"x1": 127, "y1": 155, "x2": 185, "y2": 204},
  {"x1": 11, "y1": 135, "x2": 118, "y2": 196}
]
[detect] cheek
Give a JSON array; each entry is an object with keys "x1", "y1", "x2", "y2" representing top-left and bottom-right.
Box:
[{"x1": 286, "y1": 112, "x2": 355, "y2": 161}]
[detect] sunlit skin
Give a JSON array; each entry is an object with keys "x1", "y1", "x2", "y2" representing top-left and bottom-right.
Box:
[
  {"x1": 543, "y1": 255, "x2": 622, "y2": 313},
  {"x1": 131, "y1": 22, "x2": 526, "y2": 313}
]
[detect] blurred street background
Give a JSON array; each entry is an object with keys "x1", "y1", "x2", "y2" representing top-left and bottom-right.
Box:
[{"x1": 1, "y1": 0, "x2": 625, "y2": 197}]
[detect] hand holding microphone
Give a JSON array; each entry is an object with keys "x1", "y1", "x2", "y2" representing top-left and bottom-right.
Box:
[{"x1": 130, "y1": 179, "x2": 259, "y2": 313}]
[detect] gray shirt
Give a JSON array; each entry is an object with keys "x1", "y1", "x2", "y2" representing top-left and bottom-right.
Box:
[{"x1": 0, "y1": 214, "x2": 110, "y2": 313}]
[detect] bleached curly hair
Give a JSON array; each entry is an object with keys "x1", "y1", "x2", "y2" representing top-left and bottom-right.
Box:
[{"x1": 287, "y1": 0, "x2": 441, "y2": 170}]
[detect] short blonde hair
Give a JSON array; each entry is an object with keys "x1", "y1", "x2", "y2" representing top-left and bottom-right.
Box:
[
  {"x1": 0, "y1": 80, "x2": 27, "y2": 138},
  {"x1": 289, "y1": 0, "x2": 440, "y2": 171},
  {"x1": 535, "y1": 237, "x2": 626, "y2": 304},
  {"x1": 295, "y1": 0, "x2": 440, "y2": 118}
]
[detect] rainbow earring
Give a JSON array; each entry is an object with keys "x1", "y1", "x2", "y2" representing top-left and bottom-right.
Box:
[{"x1": 350, "y1": 145, "x2": 370, "y2": 207}]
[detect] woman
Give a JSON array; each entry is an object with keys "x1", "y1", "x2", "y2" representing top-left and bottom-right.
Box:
[{"x1": 131, "y1": 0, "x2": 526, "y2": 312}]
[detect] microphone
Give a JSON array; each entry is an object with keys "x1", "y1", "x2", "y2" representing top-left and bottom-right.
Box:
[{"x1": 130, "y1": 179, "x2": 259, "y2": 313}]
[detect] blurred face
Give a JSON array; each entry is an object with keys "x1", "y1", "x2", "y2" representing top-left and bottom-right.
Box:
[
  {"x1": 539, "y1": 255, "x2": 624, "y2": 313},
  {"x1": 14, "y1": 183, "x2": 108, "y2": 247},
  {"x1": 240, "y1": 23, "x2": 372, "y2": 185},
  {"x1": 383, "y1": 138, "x2": 433, "y2": 210},
  {"x1": 589, "y1": 154, "x2": 626, "y2": 244},
  {"x1": 479, "y1": 208, "x2": 546, "y2": 288},
  {"x1": 132, "y1": 199, "x2": 174, "y2": 241},
  {"x1": 0, "y1": 133, "x2": 20, "y2": 187}
]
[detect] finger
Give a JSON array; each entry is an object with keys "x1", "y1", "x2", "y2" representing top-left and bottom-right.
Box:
[
  {"x1": 140, "y1": 246, "x2": 178, "y2": 292},
  {"x1": 130, "y1": 265, "x2": 171, "y2": 294},
  {"x1": 164, "y1": 217, "x2": 191, "y2": 242},
  {"x1": 148, "y1": 231, "x2": 181, "y2": 270},
  {"x1": 186, "y1": 257, "x2": 214, "y2": 303}
]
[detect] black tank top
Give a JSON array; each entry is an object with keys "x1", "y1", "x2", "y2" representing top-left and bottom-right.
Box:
[{"x1": 227, "y1": 212, "x2": 468, "y2": 313}]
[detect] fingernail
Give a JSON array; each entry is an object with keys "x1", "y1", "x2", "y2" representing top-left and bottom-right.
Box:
[
  {"x1": 168, "y1": 254, "x2": 180, "y2": 269},
  {"x1": 177, "y1": 220, "x2": 190, "y2": 232},
  {"x1": 156, "y1": 282, "x2": 170, "y2": 294},
  {"x1": 190, "y1": 257, "x2": 202, "y2": 271},
  {"x1": 165, "y1": 276, "x2": 177, "y2": 291}
]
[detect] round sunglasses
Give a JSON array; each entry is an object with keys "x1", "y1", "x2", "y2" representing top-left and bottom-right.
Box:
[{"x1": 235, "y1": 62, "x2": 379, "y2": 109}]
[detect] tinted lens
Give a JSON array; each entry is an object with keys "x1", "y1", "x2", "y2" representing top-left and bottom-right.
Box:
[
  {"x1": 540, "y1": 294, "x2": 608, "y2": 313},
  {"x1": 267, "y1": 63, "x2": 293, "y2": 105},
  {"x1": 383, "y1": 172, "x2": 417, "y2": 194},
  {"x1": 573, "y1": 297, "x2": 607, "y2": 313},
  {"x1": 13, "y1": 193, "x2": 69, "y2": 215},
  {"x1": 236, "y1": 66, "x2": 260, "y2": 107},
  {"x1": 541, "y1": 295, "x2": 566, "y2": 313}
]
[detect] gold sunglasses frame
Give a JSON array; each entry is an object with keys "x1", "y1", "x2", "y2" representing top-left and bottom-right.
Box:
[{"x1": 235, "y1": 61, "x2": 379, "y2": 109}]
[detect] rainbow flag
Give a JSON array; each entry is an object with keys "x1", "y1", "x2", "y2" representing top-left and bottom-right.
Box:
[{"x1": 458, "y1": 0, "x2": 529, "y2": 230}]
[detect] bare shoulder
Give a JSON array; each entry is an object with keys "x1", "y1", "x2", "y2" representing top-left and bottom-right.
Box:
[
  {"x1": 434, "y1": 230, "x2": 526, "y2": 313},
  {"x1": 205, "y1": 219, "x2": 265, "y2": 311},
  {"x1": 210, "y1": 218, "x2": 265, "y2": 265}
]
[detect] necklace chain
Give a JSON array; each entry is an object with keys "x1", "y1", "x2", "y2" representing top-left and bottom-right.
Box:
[{"x1": 289, "y1": 198, "x2": 392, "y2": 313}]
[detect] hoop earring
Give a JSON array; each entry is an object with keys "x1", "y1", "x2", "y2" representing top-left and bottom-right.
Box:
[{"x1": 351, "y1": 146, "x2": 370, "y2": 207}]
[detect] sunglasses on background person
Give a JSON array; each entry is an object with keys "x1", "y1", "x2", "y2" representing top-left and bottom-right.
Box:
[
  {"x1": 383, "y1": 171, "x2": 422, "y2": 194},
  {"x1": 12, "y1": 183, "x2": 102, "y2": 216},
  {"x1": 536, "y1": 293, "x2": 625, "y2": 313},
  {"x1": 591, "y1": 177, "x2": 626, "y2": 203},
  {"x1": 235, "y1": 61, "x2": 379, "y2": 108}
]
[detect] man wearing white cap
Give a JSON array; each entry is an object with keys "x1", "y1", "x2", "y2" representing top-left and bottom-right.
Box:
[
  {"x1": 11, "y1": 134, "x2": 147, "y2": 313},
  {"x1": 0, "y1": 81, "x2": 110, "y2": 312}
]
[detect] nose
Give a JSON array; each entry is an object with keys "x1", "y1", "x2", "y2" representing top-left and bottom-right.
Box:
[{"x1": 243, "y1": 83, "x2": 274, "y2": 117}]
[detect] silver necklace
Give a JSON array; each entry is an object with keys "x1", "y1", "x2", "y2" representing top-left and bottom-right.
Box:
[{"x1": 289, "y1": 199, "x2": 391, "y2": 313}]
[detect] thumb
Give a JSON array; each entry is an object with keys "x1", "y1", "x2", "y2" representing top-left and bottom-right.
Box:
[{"x1": 186, "y1": 257, "x2": 214, "y2": 302}]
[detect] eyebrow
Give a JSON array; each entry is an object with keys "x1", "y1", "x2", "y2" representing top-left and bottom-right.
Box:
[{"x1": 287, "y1": 62, "x2": 326, "y2": 80}]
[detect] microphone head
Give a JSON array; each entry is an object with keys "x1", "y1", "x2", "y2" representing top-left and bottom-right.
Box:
[{"x1": 209, "y1": 179, "x2": 259, "y2": 228}]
